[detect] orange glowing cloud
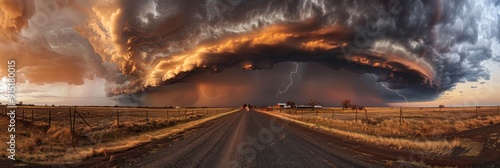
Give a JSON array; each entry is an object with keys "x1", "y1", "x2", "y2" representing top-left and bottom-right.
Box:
[{"x1": 0, "y1": 44, "x2": 89, "y2": 85}]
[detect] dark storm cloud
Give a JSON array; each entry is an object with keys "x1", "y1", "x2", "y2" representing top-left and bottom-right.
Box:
[
  {"x1": 136, "y1": 62, "x2": 388, "y2": 107},
  {"x1": 2, "y1": 0, "x2": 500, "y2": 105}
]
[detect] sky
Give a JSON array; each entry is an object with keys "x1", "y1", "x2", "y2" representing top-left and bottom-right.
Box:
[{"x1": 0, "y1": 0, "x2": 499, "y2": 107}]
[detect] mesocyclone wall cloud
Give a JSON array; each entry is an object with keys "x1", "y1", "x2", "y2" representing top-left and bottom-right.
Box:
[{"x1": 0, "y1": 0, "x2": 499, "y2": 106}]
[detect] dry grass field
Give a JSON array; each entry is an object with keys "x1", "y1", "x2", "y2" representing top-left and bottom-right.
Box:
[
  {"x1": 260, "y1": 106, "x2": 500, "y2": 157},
  {"x1": 1, "y1": 106, "x2": 498, "y2": 165},
  {"x1": 0, "y1": 106, "x2": 236, "y2": 164}
]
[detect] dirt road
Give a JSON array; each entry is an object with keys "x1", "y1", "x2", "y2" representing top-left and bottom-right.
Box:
[
  {"x1": 4, "y1": 109, "x2": 499, "y2": 167},
  {"x1": 104, "y1": 109, "x2": 379, "y2": 167}
]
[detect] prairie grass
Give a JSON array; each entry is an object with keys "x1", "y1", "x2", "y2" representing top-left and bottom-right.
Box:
[
  {"x1": 283, "y1": 114, "x2": 500, "y2": 139},
  {"x1": 260, "y1": 110, "x2": 499, "y2": 156},
  {"x1": 0, "y1": 109, "x2": 238, "y2": 164}
]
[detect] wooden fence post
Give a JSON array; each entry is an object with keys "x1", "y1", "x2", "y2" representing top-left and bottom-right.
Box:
[
  {"x1": 355, "y1": 108, "x2": 358, "y2": 122},
  {"x1": 68, "y1": 107, "x2": 73, "y2": 135},
  {"x1": 331, "y1": 109, "x2": 334, "y2": 120},
  {"x1": 166, "y1": 110, "x2": 169, "y2": 122},
  {"x1": 476, "y1": 106, "x2": 478, "y2": 118},
  {"x1": 116, "y1": 109, "x2": 119, "y2": 128},
  {"x1": 72, "y1": 107, "x2": 76, "y2": 133},
  {"x1": 146, "y1": 111, "x2": 149, "y2": 124},
  {"x1": 399, "y1": 107, "x2": 403, "y2": 125},
  {"x1": 184, "y1": 108, "x2": 187, "y2": 120},
  {"x1": 48, "y1": 110, "x2": 52, "y2": 128},
  {"x1": 364, "y1": 109, "x2": 369, "y2": 123},
  {"x1": 31, "y1": 110, "x2": 34, "y2": 124}
]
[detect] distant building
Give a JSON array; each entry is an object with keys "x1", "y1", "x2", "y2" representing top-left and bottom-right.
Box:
[
  {"x1": 277, "y1": 103, "x2": 323, "y2": 109},
  {"x1": 295, "y1": 105, "x2": 323, "y2": 109},
  {"x1": 296, "y1": 105, "x2": 308, "y2": 108},
  {"x1": 276, "y1": 103, "x2": 291, "y2": 108}
]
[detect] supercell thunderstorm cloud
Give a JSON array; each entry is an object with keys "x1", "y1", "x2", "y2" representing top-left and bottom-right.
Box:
[{"x1": 1, "y1": 0, "x2": 499, "y2": 106}]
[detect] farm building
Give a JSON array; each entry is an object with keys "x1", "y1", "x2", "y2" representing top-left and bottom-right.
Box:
[{"x1": 276, "y1": 103, "x2": 291, "y2": 108}]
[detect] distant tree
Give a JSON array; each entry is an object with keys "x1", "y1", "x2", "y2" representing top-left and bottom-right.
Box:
[
  {"x1": 341, "y1": 99, "x2": 351, "y2": 110},
  {"x1": 286, "y1": 100, "x2": 296, "y2": 108},
  {"x1": 439, "y1": 105, "x2": 445, "y2": 110},
  {"x1": 359, "y1": 106, "x2": 369, "y2": 123},
  {"x1": 350, "y1": 104, "x2": 359, "y2": 121},
  {"x1": 308, "y1": 98, "x2": 321, "y2": 111},
  {"x1": 350, "y1": 104, "x2": 358, "y2": 111}
]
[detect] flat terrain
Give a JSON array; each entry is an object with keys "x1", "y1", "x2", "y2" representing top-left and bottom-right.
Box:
[
  {"x1": 0, "y1": 106, "x2": 235, "y2": 165},
  {"x1": 75, "y1": 109, "x2": 499, "y2": 168},
  {"x1": 275, "y1": 106, "x2": 499, "y2": 122},
  {"x1": 1, "y1": 107, "x2": 499, "y2": 167},
  {"x1": 79, "y1": 109, "x2": 377, "y2": 167}
]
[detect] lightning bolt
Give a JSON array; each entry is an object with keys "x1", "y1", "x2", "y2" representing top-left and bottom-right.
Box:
[
  {"x1": 372, "y1": 75, "x2": 409, "y2": 106},
  {"x1": 276, "y1": 62, "x2": 299, "y2": 97},
  {"x1": 200, "y1": 87, "x2": 223, "y2": 100}
]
